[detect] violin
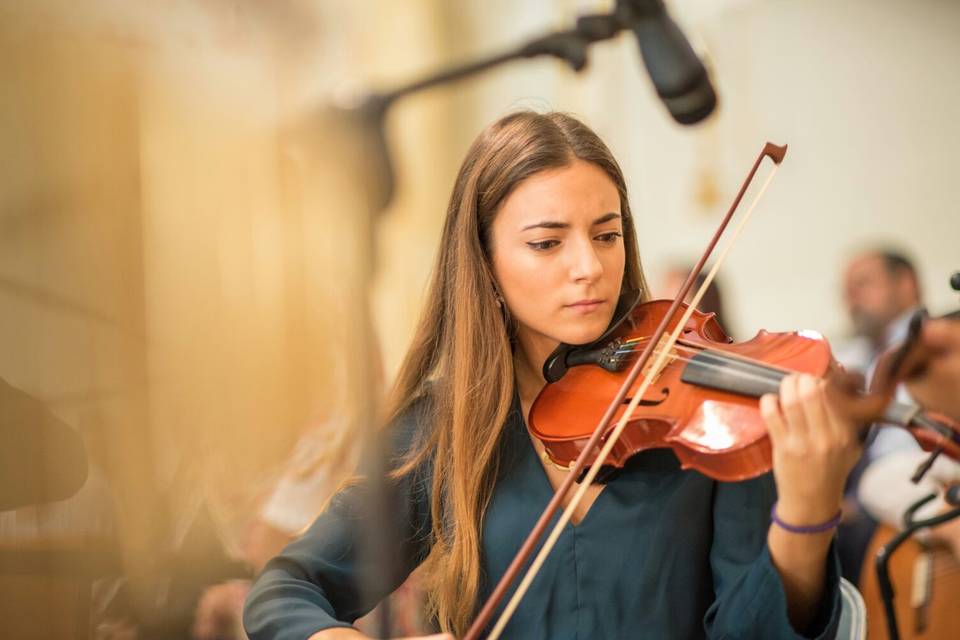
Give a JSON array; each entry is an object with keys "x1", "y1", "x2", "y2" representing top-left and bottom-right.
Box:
[
  {"x1": 528, "y1": 296, "x2": 960, "y2": 483},
  {"x1": 463, "y1": 142, "x2": 960, "y2": 640}
]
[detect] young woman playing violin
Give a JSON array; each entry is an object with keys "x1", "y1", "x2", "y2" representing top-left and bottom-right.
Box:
[{"x1": 243, "y1": 112, "x2": 862, "y2": 640}]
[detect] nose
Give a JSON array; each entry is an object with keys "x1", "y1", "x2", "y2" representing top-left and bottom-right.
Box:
[{"x1": 568, "y1": 236, "x2": 603, "y2": 284}]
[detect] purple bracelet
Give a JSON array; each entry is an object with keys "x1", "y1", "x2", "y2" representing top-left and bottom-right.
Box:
[{"x1": 770, "y1": 502, "x2": 842, "y2": 534}]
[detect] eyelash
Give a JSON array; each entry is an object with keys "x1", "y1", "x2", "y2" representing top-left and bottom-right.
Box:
[{"x1": 526, "y1": 231, "x2": 622, "y2": 252}]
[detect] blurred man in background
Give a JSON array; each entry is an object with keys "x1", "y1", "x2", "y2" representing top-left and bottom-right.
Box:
[
  {"x1": 842, "y1": 250, "x2": 922, "y2": 369},
  {"x1": 835, "y1": 248, "x2": 923, "y2": 584}
]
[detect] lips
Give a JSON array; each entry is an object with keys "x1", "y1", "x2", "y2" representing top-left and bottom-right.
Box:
[{"x1": 565, "y1": 299, "x2": 605, "y2": 313}]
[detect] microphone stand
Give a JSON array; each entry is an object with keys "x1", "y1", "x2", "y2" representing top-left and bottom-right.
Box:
[
  {"x1": 875, "y1": 493, "x2": 960, "y2": 640},
  {"x1": 336, "y1": 12, "x2": 625, "y2": 213}
]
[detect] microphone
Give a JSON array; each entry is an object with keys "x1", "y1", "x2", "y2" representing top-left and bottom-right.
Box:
[
  {"x1": 1, "y1": 378, "x2": 88, "y2": 510},
  {"x1": 616, "y1": 0, "x2": 717, "y2": 125}
]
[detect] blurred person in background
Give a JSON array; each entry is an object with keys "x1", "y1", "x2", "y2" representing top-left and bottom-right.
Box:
[
  {"x1": 854, "y1": 314, "x2": 960, "y2": 639},
  {"x1": 838, "y1": 249, "x2": 923, "y2": 374},
  {"x1": 833, "y1": 248, "x2": 923, "y2": 585},
  {"x1": 857, "y1": 316, "x2": 960, "y2": 562}
]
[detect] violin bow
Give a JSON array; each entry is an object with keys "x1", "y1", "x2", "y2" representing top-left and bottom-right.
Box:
[{"x1": 463, "y1": 142, "x2": 788, "y2": 640}]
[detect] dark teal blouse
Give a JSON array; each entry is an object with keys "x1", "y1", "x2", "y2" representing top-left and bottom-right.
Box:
[{"x1": 243, "y1": 395, "x2": 841, "y2": 640}]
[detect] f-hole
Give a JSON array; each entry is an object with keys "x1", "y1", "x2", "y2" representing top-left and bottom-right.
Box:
[{"x1": 623, "y1": 387, "x2": 670, "y2": 407}]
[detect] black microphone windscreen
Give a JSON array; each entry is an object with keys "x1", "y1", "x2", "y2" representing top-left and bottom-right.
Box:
[{"x1": 621, "y1": 0, "x2": 717, "y2": 125}]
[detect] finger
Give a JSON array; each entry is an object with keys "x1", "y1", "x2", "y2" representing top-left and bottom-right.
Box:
[
  {"x1": 760, "y1": 393, "x2": 785, "y2": 444},
  {"x1": 797, "y1": 374, "x2": 831, "y2": 443},
  {"x1": 779, "y1": 373, "x2": 808, "y2": 436},
  {"x1": 923, "y1": 319, "x2": 960, "y2": 352},
  {"x1": 823, "y1": 382, "x2": 861, "y2": 452}
]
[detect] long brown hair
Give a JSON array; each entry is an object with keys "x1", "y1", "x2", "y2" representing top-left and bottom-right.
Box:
[{"x1": 388, "y1": 111, "x2": 648, "y2": 635}]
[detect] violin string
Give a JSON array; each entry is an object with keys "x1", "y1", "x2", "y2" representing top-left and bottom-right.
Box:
[
  {"x1": 615, "y1": 345, "x2": 796, "y2": 382},
  {"x1": 631, "y1": 347, "x2": 772, "y2": 376},
  {"x1": 486, "y1": 161, "x2": 782, "y2": 639},
  {"x1": 615, "y1": 336, "x2": 798, "y2": 377},
  {"x1": 603, "y1": 335, "x2": 795, "y2": 391}
]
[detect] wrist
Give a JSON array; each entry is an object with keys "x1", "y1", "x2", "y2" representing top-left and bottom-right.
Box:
[
  {"x1": 775, "y1": 494, "x2": 843, "y2": 526},
  {"x1": 771, "y1": 501, "x2": 842, "y2": 535}
]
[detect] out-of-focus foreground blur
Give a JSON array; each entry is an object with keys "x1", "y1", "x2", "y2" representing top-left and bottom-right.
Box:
[{"x1": 1, "y1": 1, "x2": 958, "y2": 638}]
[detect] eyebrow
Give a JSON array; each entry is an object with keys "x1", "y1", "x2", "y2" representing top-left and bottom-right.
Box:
[{"x1": 520, "y1": 212, "x2": 621, "y2": 232}]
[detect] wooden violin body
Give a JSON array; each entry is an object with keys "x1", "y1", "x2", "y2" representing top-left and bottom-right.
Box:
[{"x1": 529, "y1": 299, "x2": 833, "y2": 482}]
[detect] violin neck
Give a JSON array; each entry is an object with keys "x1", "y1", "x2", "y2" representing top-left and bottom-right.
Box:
[
  {"x1": 680, "y1": 349, "x2": 783, "y2": 398},
  {"x1": 680, "y1": 348, "x2": 941, "y2": 438}
]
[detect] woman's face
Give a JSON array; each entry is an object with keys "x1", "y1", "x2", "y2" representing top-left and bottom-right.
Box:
[{"x1": 490, "y1": 159, "x2": 626, "y2": 364}]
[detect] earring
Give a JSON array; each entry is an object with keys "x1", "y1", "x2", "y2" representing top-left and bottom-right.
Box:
[{"x1": 495, "y1": 292, "x2": 503, "y2": 308}]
